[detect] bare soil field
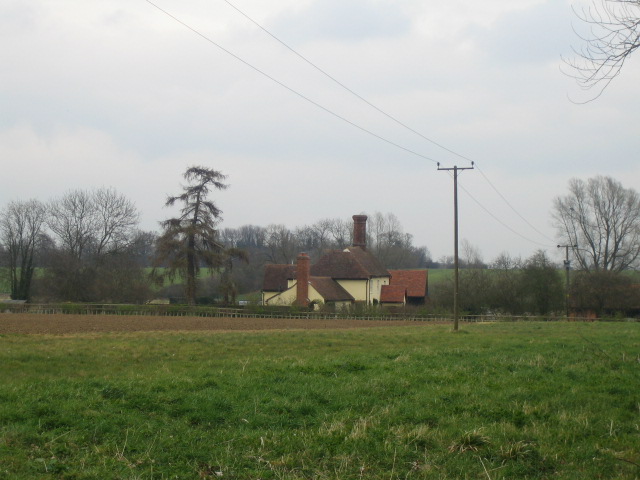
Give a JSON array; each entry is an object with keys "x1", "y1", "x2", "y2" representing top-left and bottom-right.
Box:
[{"x1": 0, "y1": 313, "x2": 424, "y2": 334}]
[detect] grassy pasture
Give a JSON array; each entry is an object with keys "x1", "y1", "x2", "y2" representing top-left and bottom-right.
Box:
[{"x1": 0, "y1": 321, "x2": 638, "y2": 479}]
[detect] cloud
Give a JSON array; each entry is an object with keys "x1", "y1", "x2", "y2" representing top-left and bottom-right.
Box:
[
  {"x1": 0, "y1": 2, "x2": 38, "y2": 34},
  {"x1": 1, "y1": 0, "x2": 639, "y2": 262},
  {"x1": 0, "y1": 125, "x2": 167, "y2": 231},
  {"x1": 468, "y1": 0, "x2": 575, "y2": 65},
  {"x1": 271, "y1": 0, "x2": 412, "y2": 43}
]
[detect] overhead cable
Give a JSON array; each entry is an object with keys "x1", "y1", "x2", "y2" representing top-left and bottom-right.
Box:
[
  {"x1": 145, "y1": 0, "x2": 439, "y2": 164},
  {"x1": 458, "y1": 179, "x2": 556, "y2": 249},
  {"x1": 222, "y1": 0, "x2": 473, "y2": 164},
  {"x1": 220, "y1": 0, "x2": 557, "y2": 247},
  {"x1": 474, "y1": 163, "x2": 557, "y2": 243},
  {"x1": 146, "y1": 0, "x2": 556, "y2": 249}
]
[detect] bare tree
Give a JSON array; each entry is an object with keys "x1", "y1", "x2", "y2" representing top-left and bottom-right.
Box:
[
  {"x1": 93, "y1": 187, "x2": 139, "y2": 256},
  {"x1": 328, "y1": 218, "x2": 351, "y2": 249},
  {"x1": 0, "y1": 200, "x2": 47, "y2": 300},
  {"x1": 220, "y1": 227, "x2": 241, "y2": 248},
  {"x1": 153, "y1": 166, "x2": 228, "y2": 305},
  {"x1": 310, "y1": 218, "x2": 334, "y2": 256},
  {"x1": 44, "y1": 188, "x2": 143, "y2": 302},
  {"x1": 264, "y1": 224, "x2": 298, "y2": 264},
  {"x1": 553, "y1": 176, "x2": 640, "y2": 272},
  {"x1": 461, "y1": 239, "x2": 486, "y2": 268},
  {"x1": 47, "y1": 189, "x2": 98, "y2": 261},
  {"x1": 368, "y1": 212, "x2": 396, "y2": 262},
  {"x1": 564, "y1": 0, "x2": 640, "y2": 97},
  {"x1": 368, "y1": 212, "x2": 388, "y2": 252},
  {"x1": 47, "y1": 187, "x2": 138, "y2": 259},
  {"x1": 236, "y1": 225, "x2": 266, "y2": 249}
]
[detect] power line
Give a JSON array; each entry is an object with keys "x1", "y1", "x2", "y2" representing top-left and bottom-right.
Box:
[
  {"x1": 145, "y1": 0, "x2": 439, "y2": 164},
  {"x1": 145, "y1": 0, "x2": 557, "y2": 250},
  {"x1": 219, "y1": 0, "x2": 557, "y2": 247},
  {"x1": 440, "y1": 168, "x2": 555, "y2": 249},
  {"x1": 474, "y1": 163, "x2": 557, "y2": 244},
  {"x1": 221, "y1": 0, "x2": 474, "y2": 164},
  {"x1": 457, "y1": 180, "x2": 556, "y2": 249}
]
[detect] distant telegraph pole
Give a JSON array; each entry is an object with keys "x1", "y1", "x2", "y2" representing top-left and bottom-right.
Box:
[
  {"x1": 557, "y1": 244, "x2": 577, "y2": 318},
  {"x1": 438, "y1": 162, "x2": 474, "y2": 331}
]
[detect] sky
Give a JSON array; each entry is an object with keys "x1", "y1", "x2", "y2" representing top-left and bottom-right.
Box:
[{"x1": 2, "y1": 0, "x2": 639, "y2": 263}]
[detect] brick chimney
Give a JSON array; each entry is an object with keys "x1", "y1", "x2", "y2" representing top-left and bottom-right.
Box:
[
  {"x1": 352, "y1": 215, "x2": 368, "y2": 250},
  {"x1": 295, "y1": 252, "x2": 310, "y2": 307}
]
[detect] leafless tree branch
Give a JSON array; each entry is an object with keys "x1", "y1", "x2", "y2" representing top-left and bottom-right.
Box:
[{"x1": 563, "y1": 0, "x2": 640, "y2": 100}]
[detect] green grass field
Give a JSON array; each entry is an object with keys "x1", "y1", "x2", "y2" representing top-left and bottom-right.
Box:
[{"x1": 0, "y1": 321, "x2": 638, "y2": 479}]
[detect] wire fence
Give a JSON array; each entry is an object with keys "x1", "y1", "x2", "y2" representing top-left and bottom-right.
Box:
[{"x1": 0, "y1": 303, "x2": 625, "y2": 323}]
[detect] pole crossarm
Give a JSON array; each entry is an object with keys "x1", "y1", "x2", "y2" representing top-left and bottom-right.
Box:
[{"x1": 438, "y1": 162, "x2": 474, "y2": 331}]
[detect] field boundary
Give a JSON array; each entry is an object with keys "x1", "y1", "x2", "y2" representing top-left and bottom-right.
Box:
[{"x1": 1, "y1": 303, "x2": 632, "y2": 323}]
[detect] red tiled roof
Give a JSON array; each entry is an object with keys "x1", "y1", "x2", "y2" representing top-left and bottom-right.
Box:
[
  {"x1": 310, "y1": 276, "x2": 354, "y2": 302},
  {"x1": 380, "y1": 284, "x2": 406, "y2": 303},
  {"x1": 388, "y1": 270, "x2": 428, "y2": 298},
  {"x1": 262, "y1": 264, "x2": 296, "y2": 291}
]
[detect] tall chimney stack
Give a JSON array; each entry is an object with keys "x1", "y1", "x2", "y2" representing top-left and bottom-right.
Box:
[
  {"x1": 295, "y1": 252, "x2": 310, "y2": 307},
  {"x1": 352, "y1": 215, "x2": 368, "y2": 250}
]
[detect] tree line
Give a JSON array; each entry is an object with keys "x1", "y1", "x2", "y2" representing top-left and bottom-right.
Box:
[
  {"x1": 430, "y1": 248, "x2": 640, "y2": 318},
  {"x1": 0, "y1": 168, "x2": 431, "y2": 305},
  {"x1": 1, "y1": 171, "x2": 639, "y2": 316},
  {"x1": 0, "y1": 188, "x2": 154, "y2": 303}
]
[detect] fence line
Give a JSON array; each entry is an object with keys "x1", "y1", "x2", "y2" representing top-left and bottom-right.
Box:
[{"x1": 0, "y1": 303, "x2": 612, "y2": 323}]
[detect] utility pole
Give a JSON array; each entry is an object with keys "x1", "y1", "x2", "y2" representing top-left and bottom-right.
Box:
[
  {"x1": 557, "y1": 244, "x2": 577, "y2": 318},
  {"x1": 438, "y1": 162, "x2": 474, "y2": 331}
]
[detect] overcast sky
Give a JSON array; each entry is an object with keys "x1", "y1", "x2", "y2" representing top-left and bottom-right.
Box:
[{"x1": 2, "y1": 0, "x2": 639, "y2": 262}]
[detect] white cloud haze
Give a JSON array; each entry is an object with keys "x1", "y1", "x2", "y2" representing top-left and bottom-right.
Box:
[{"x1": 1, "y1": 0, "x2": 639, "y2": 262}]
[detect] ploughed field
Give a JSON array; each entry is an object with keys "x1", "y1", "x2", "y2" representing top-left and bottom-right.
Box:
[{"x1": 0, "y1": 313, "x2": 423, "y2": 334}]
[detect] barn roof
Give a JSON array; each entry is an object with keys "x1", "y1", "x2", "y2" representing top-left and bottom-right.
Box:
[
  {"x1": 388, "y1": 269, "x2": 428, "y2": 298},
  {"x1": 380, "y1": 284, "x2": 406, "y2": 303}
]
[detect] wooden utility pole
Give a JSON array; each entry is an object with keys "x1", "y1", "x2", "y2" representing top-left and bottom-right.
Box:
[
  {"x1": 557, "y1": 244, "x2": 577, "y2": 318},
  {"x1": 438, "y1": 162, "x2": 474, "y2": 331}
]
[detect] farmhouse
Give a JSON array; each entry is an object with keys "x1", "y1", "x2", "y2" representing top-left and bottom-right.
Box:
[{"x1": 262, "y1": 215, "x2": 428, "y2": 308}]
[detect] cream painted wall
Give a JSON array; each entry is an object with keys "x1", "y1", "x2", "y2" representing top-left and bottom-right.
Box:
[
  {"x1": 262, "y1": 291, "x2": 282, "y2": 304},
  {"x1": 265, "y1": 276, "x2": 390, "y2": 306},
  {"x1": 264, "y1": 282, "x2": 325, "y2": 306},
  {"x1": 308, "y1": 285, "x2": 326, "y2": 306},
  {"x1": 369, "y1": 276, "x2": 390, "y2": 303},
  {"x1": 263, "y1": 284, "x2": 297, "y2": 305},
  {"x1": 336, "y1": 279, "x2": 368, "y2": 302}
]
